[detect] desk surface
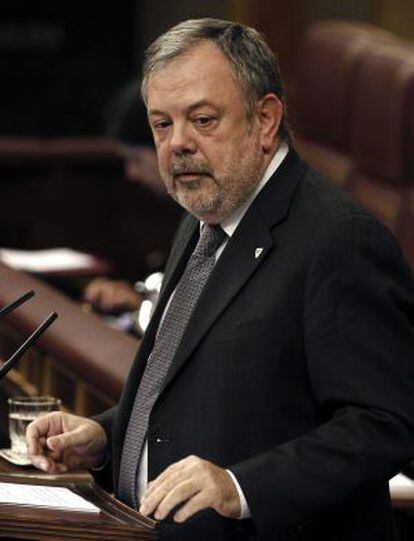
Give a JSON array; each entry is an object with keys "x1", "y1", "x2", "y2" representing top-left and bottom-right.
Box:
[
  {"x1": 0, "y1": 459, "x2": 156, "y2": 540},
  {"x1": 0, "y1": 457, "x2": 413, "y2": 537}
]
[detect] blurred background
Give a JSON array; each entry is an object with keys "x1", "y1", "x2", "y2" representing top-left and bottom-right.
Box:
[
  {"x1": 0, "y1": 0, "x2": 413, "y2": 283},
  {"x1": 0, "y1": 5, "x2": 414, "y2": 533},
  {"x1": 0, "y1": 0, "x2": 414, "y2": 516},
  {"x1": 2, "y1": 1, "x2": 413, "y2": 138}
]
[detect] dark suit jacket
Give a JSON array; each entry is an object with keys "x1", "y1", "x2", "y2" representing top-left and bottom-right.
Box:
[{"x1": 96, "y1": 150, "x2": 414, "y2": 540}]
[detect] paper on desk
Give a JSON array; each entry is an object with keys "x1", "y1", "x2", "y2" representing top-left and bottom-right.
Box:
[
  {"x1": 0, "y1": 248, "x2": 94, "y2": 272},
  {"x1": 0, "y1": 482, "x2": 99, "y2": 513}
]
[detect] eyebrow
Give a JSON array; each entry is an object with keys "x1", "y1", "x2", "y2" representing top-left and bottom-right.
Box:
[{"x1": 148, "y1": 99, "x2": 218, "y2": 117}]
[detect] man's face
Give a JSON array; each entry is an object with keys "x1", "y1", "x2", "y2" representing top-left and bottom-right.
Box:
[{"x1": 147, "y1": 41, "x2": 273, "y2": 224}]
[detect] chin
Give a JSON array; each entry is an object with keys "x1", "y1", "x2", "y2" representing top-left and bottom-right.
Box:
[
  {"x1": 178, "y1": 192, "x2": 221, "y2": 217},
  {"x1": 189, "y1": 204, "x2": 228, "y2": 224}
]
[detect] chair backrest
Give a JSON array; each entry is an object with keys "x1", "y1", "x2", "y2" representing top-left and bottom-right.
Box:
[
  {"x1": 346, "y1": 42, "x2": 414, "y2": 237},
  {"x1": 294, "y1": 22, "x2": 393, "y2": 151},
  {"x1": 293, "y1": 22, "x2": 414, "y2": 271},
  {"x1": 349, "y1": 42, "x2": 414, "y2": 185}
]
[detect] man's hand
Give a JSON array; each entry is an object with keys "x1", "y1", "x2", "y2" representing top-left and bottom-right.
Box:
[
  {"x1": 139, "y1": 455, "x2": 241, "y2": 523},
  {"x1": 83, "y1": 278, "x2": 141, "y2": 313},
  {"x1": 26, "y1": 412, "x2": 107, "y2": 474}
]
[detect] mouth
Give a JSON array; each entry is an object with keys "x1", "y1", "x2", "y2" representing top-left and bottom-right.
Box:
[{"x1": 175, "y1": 172, "x2": 207, "y2": 181}]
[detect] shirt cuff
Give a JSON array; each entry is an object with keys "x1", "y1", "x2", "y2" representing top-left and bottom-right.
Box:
[
  {"x1": 90, "y1": 453, "x2": 109, "y2": 472},
  {"x1": 226, "y1": 469, "x2": 252, "y2": 519}
]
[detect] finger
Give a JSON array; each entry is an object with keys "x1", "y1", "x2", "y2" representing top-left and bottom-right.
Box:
[
  {"x1": 140, "y1": 475, "x2": 182, "y2": 516},
  {"x1": 36, "y1": 436, "x2": 47, "y2": 453},
  {"x1": 30, "y1": 454, "x2": 68, "y2": 473},
  {"x1": 143, "y1": 457, "x2": 191, "y2": 499},
  {"x1": 174, "y1": 490, "x2": 210, "y2": 523},
  {"x1": 105, "y1": 289, "x2": 122, "y2": 312},
  {"x1": 26, "y1": 429, "x2": 42, "y2": 456},
  {"x1": 141, "y1": 468, "x2": 200, "y2": 518},
  {"x1": 26, "y1": 415, "x2": 57, "y2": 455},
  {"x1": 141, "y1": 466, "x2": 188, "y2": 511},
  {"x1": 84, "y1": 280, "x2": 112, "y2": 309},
  {"x1": 29, "y1": 454, "x2": 51, "y2": 471},
  {"x1": 113, "y1": 292, "x2": 130, "y2": 311},
  {"x1": 83, "y1": 281, "x2": 101, "y2": 303},
  {"x1": 153, "y1": 480, "x2": 200, "y2": 520},
  {"x1": 93, "y1": 288, "x2": 106, "y2": 310},
  {"x1": 46, "y1": 425, "x2": 91, "y2": 453}
]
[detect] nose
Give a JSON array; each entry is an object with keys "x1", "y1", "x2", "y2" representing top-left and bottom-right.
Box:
[{"x1": 170, "y1": 122, "x2": 196, "y2": 156}]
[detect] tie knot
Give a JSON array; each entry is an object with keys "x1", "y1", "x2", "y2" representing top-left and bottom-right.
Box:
[{"x1": 195, "y1": 225, "x2": 227, "y2": 258}]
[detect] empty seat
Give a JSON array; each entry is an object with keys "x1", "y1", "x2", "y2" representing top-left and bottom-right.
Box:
[
  {"x1": 293, "y1": 22, "x2": 393, "y2": 187},
  {"x1": 292, "y1": 22, "x2": 414, "y2": 271},
  {"x1": 347, "y1": 42, "x2": 414, "y2": 239}
]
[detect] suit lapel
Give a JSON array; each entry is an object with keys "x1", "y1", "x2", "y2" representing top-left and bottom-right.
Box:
[
  {"x1": 161, "y1": 213, "x2": 273, "y2": 391},
  {"x1": 160, "y1": 149, "x2": 307, "y2": 393}
]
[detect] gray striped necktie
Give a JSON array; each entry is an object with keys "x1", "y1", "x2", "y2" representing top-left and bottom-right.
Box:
[{"x1": 118, "y1": 224, "x2": 227, "y2": 508}]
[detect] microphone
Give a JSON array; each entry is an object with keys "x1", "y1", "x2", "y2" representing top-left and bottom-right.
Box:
[
  {"x1": 0, "y1": 290, "x2": 35, "y2": 318},
  {"x1": 0, "y1": 312, "x2": 58, "y2": 379}
]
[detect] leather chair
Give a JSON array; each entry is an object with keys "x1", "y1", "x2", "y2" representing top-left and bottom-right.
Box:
[
  {"x1": 293, "y1": 22, "x2": 414, "y2": 271},
  {"x1": 346, "y1": 41, "x2": 414, "y2": 239},
  {"x1": 293, "y1": 22, "x2": 393, "y2": 187}
]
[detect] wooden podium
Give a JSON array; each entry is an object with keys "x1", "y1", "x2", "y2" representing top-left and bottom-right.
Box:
[{"x1": 0, "y1": 460, "x2": 156, "y2": 540}]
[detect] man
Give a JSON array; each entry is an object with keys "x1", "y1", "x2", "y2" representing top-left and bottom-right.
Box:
[{"x1": 27, "y1": 19, "x2": 414, "y2": 540}]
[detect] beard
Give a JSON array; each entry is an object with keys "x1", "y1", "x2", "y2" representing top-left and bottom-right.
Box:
[
  {"x1": 161, "y1": 157, "x2": 223, "y2": 220},
  {"x1": 160, "y1": 136, "x2": 265, "y2": 223},
  {"x1": 170, "y1": 157, "x2": 214, "y2": 180}
]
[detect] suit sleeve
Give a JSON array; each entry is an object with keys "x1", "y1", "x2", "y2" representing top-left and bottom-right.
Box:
[
  {"x1": 91, "y1": 405, "x2": 118, "y2": 490},
  {"x1": 230, "y1": 214, "x2": 414, "y2": 537}
]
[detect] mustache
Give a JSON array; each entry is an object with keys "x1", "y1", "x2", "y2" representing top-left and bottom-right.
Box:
[{"x1": 170, "y1": 160, "x2": 213, "y2": 178}]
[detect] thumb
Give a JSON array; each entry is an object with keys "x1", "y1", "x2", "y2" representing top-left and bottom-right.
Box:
[{"x1": 47, "y1": 430, "x2": 81, "y2": 452}]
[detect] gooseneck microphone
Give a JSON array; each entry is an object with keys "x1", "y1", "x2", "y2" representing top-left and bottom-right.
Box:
[
  {"x1": 0, "y1": 291, "x2": 58, "y2": 378},
  {"x1": 0, "y1": 290, "x2": 35, "y2": 318}
]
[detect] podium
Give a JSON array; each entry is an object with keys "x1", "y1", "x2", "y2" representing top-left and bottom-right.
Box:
[{"x1": 0, "y1": 460, "x2": 156, "y2": 540}]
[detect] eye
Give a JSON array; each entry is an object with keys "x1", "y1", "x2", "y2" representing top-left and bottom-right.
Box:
[
  {"x1": 152, "y1": 119, "x2": 171, "y2": 132},
  {"x1": 193, "y1": 116, "x2": 214, "y2": 128}
]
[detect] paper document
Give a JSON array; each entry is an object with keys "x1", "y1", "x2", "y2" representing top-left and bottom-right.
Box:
[
  {"x1": 0, "y1": 482, "x2": 99, "y2": 513},
  {"x1": 0, "y1": 248, "x2": 94, "y2": 272}
]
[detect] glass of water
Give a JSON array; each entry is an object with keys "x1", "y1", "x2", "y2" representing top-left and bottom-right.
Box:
[{"x1": 8, "y1": 396, "x2": 62, "y2": 458}]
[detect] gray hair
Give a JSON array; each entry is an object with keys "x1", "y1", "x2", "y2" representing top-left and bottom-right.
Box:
[{"x1": 141, "y1": 18, "x2": 292, "y2": 143}]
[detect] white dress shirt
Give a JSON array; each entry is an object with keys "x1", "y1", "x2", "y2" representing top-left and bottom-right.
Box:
[{"x1": 137, "y1": 143, "x2": 289, "y2": 518}]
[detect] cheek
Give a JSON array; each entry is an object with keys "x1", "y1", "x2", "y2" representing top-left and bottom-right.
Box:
[
  {"x1": 154, "y1": 145, "x2": 169, "y2": 173},
  {"x1": 203, "y1": 141, "x2": 231, "y2": 170},
  {"x1": 211, "y1": 142, "x2": 240, "y2": 174}
]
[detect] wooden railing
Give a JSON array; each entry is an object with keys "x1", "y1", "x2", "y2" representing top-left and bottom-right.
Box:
[{"x1": 0, "y1": 263, "x2": 139, "y2": 421}]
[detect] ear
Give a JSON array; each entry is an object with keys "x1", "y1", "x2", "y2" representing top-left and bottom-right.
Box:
[{"x1": 257, "y1": 93, "x2": 283, "y2": 153}]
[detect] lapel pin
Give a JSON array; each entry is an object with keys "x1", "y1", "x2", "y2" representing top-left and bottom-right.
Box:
[{"x1": 255, "y1": 247, "x2": 264, "y2": 259}]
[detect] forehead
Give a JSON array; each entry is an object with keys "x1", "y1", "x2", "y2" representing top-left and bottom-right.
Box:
[{"x1": 147, "y1": 41, "x2": 243, "y2": 112}]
